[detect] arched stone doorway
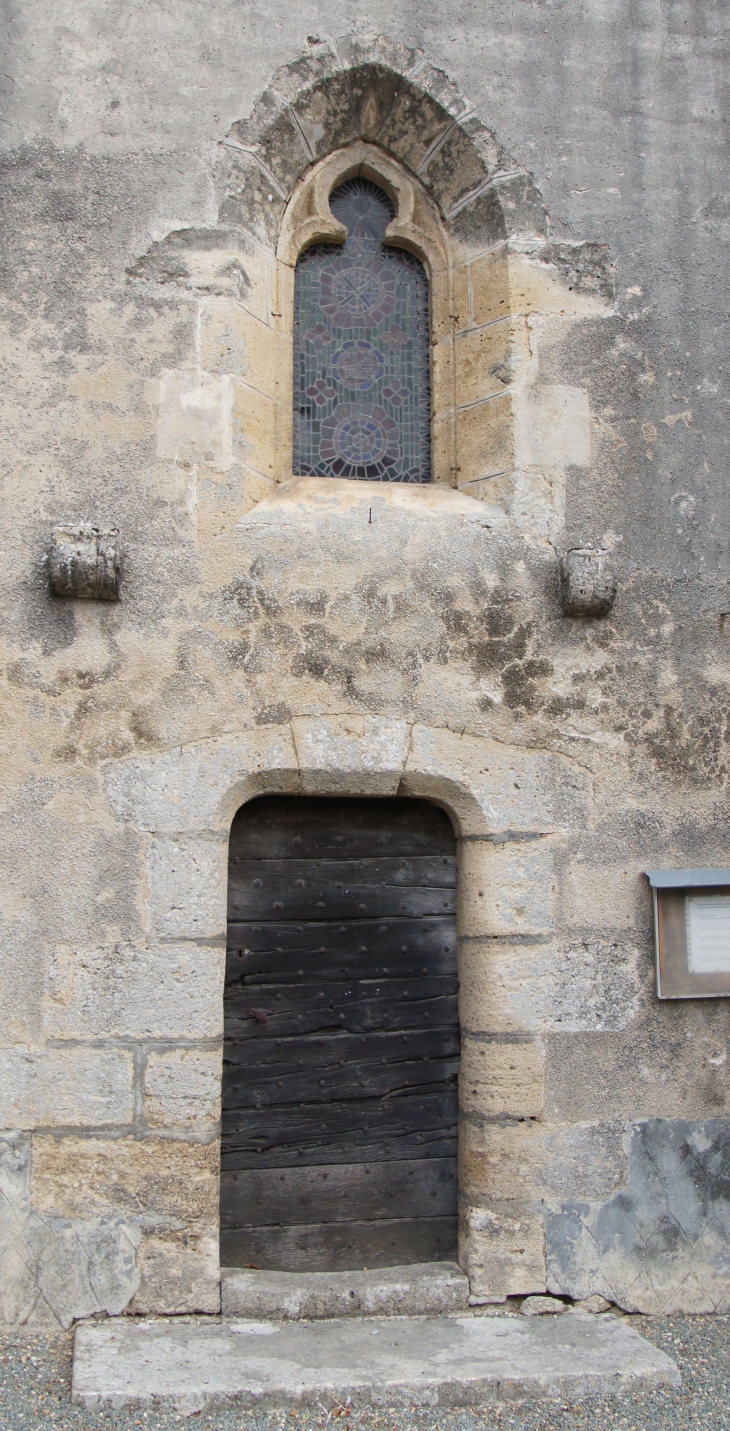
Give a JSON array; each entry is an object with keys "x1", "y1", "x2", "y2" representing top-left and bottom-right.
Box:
[{"x1": 220, "y1": 794, "x2": 459, "y2": 1271}]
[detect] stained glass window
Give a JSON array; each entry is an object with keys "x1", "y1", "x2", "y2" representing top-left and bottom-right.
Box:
[{"x1": 293, "y1": 178, "x2": 431, "y2": 483}]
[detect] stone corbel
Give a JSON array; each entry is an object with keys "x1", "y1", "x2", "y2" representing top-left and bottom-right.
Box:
[
  {"x1": 49, "y1": 524, "x2": 123, "y2": 601},
  {"x1": 561, "y1": 547, "x2": 617, "y2": 618}
]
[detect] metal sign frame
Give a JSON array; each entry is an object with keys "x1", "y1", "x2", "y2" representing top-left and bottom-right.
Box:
[{"x1": 645, "y1": 870, "x2": 730, "y2": 999}]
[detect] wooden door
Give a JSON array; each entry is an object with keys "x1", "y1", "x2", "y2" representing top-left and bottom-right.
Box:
[{"x1": 220, "y1": 796, "x2": 459, "y2": 1271}]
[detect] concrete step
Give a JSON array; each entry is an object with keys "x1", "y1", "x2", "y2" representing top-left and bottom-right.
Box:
[
  {"x1": 221, "y1": 1261, "x2": 469, "y2": 1320},
  {"x1": 72, "y1": 1313, "x2": 680, "y2": 1413}
]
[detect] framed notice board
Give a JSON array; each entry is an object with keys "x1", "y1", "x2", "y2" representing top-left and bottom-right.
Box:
[{"x1": 646, "y1": 869, "x2": 730, "y2": 999}]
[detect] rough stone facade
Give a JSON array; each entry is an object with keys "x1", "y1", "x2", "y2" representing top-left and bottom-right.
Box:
[{"x1": 1, "y1": 6, "x2": 729, "y2": 1327}]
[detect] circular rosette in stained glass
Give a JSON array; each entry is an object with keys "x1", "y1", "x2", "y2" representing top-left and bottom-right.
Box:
[
  {"x1": 319, "y1": 403, "x2": 400, "y2": 478},
  {"x1": 319, "y1": 256, "x2": 396, "y2": 329},
  {"x1": 331, "y1": 340, "x2": 384, "y2": 392}
]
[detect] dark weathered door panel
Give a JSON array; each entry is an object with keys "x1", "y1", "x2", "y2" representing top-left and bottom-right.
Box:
[{"x1": 220, "y1": 795, "x2": 459, "y2": 1271}]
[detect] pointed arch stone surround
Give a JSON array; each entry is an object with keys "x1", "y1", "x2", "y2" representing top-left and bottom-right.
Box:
[{"x1": 133, "y1": 33, "x2": 614, "y2": 536}]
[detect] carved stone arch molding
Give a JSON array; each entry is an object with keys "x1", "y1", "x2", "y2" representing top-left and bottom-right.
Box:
[{"x1": 133, "y1": 33, "x2": 615, "y2": 527}]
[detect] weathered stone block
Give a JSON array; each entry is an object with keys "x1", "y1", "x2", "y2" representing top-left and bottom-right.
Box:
[
  {"x1": 561, "y1": 548, "x2": 617, "y2": 618},
  {"x1": 459, "y1": 115, "x2": 506, "y2": 179},
  {"x1": 520, "y1": 1294, "x2": 566, "y2": 1315},
  {"x1": 507, "y1": 248, "x2": 603, "y2": 319},
  {"x1": 450, "y1": 165, "x2": 506, "y2": 260},
  {"x1": 229, "y1": 96, "x2": 309, "y2": 193},
  {"x1": 221, "y1": 1262, "x2": 469, "y2": 1320},
  {"x1": 455, "y1": 391, "x2": 515, "y2": 482},
  {"x1": 144, "y1": 1048, "x2": 221, "y2": 1129},
  {"x1": 431, "y1": 263, "x2": 470, "y2": 342},
  {"x1": 560, "y1": 864, "x2": 646, "y2": 932},
  {"x1": 157, "y1": 370, "x2": 233, "y2": 469},
  {"x1": 422, "y1": 123, "x2": 489, "y2": 215},
  {"x1": 415, "y1": 61, "x2": 471, "y2": 120},
  {"x1": 216, "y1": 148, "x2": 286, "y2": 249},
  {"x1": 0, "y1": 927, "x2": 46, "y2": 1047},
  {"x1": 405, "y1": 727, "x2": 592, "y2": 837},
  {"x1": 44, "y1": 943, "x2": 224, "y2": 1040},
  {"x1": 460, "y1": 1037, "x2": 545, "y2": 1119},
  {"x1": 545, "y1": 1009, "x2": 730, "y2": 1123},
  {"x1": 451, "y1": 318, "x2": 529, "y2": 408},
  {"x1": 104, "y1": 729, "x2": 299, "y2": 834},
  {"x1": 34, "y1": 1216, "x2": 141, "y2": 1329},
  {"x1": 130, "y1": 1228, "x2": 220, "y2": 1315},
  {"x1": 468, "y1": 247, "x2": 510, "y2": 327},
  {"x1": 539, "y1": 1124, "x2": 629, "y2": 1202},
  {"x1": 0, "y1": 1130, "x2": 141, "y2": 1329},
  {"x1": 0, "y1": 1048, "x2": 133, "y2": 1128},
  {"x1": 462, "y1": 1202, "x2": 546, "y2": 1301},
  {"x1": 290, "y1": 71, "x2": 360, "y2": 161},
  {"x1": 70, "y1": 1309, "x2": 681, "y2": 1407},
  {"x1": 0, "y1": 1132, "x2": 31, "y2": 1253},
  {"x1": 231, "y1": 377, "x2": 277, "y2": 478},
  {"x1": 200, "y1": 302, "x2": 280, "y2": 389},
  {"x1": 0, "y1": 1245, "x2": 40, "y2": 1327},
  {"x1": 291, "y1": 716, "x2": 410, "y2": 795},
  {"x1": 145, "y1": 835, "x2": 227, "y2": 940},
  {"x1": 459, "y1": 937, "x2": 642, "y2": 1035},
  {"x1": 31, "y1": 1135, "x2": 219, "y2": 1227},
  {"x1": 460, "y1": 1120, "x2": 627, "y2": 1203},
  {"x1": 458, "y1": 941, "x2": 527, "y2": 1034},
  {"x1": 460, "y1": 1118, "x2": 543, "y2": 1202},
  {"x1": 269, "y1": 46, "x2": 343, "y2": 104},
  {"x1": 516, "y1": 385, "x2": 592, "y2": 474},
  {"x1": 376, "y1": 88, "x2": 454, "y2": 176},
  {"x1": 336, "y1": 34, "x2": 421, "y2": 80},
  {"x1": 128, "y1": 227, "x2": 268, "y2": 307},
  {"x1": 458, "y1": 839, "x2": 555, "y2": 937},
  {"x1": 48, "y1": 525, "x2": 122, "y2": 601}
]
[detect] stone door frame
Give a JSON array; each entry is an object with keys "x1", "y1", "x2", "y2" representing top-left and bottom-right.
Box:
[{"x1": 104, "y1": 713, "x2": 560, "y2": 1306}]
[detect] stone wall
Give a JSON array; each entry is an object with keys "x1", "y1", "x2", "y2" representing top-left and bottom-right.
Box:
[{"x1": 1, "y1": 9, "x2": 729, "y2": 1325}]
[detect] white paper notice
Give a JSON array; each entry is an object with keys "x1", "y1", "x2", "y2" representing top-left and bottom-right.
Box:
[{"x1": 686, "y1": 894, "x2": 730, "y2": 974}]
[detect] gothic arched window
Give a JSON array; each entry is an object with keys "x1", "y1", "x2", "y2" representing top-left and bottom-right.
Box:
[{"x1": 293, "y1": 178, "x2": 431, "y2": 483}]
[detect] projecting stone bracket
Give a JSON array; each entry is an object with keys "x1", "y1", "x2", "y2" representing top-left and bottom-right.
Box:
[
  {"x1": 48, "y1": 524, "x2": 123, "y2": 601},
  {"x1": 560, "y1": 547, "x2": 617, "y2": 618}
]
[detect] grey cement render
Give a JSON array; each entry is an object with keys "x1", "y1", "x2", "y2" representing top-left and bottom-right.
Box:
[
  {"x1": 70, "y1": 1313, "x2": 680, "y2": 1411},
  {"x1": 546, "y1": 1119, "x2": 730, "y2": 1315},
  {"x1": 0, "y1": 0, "x2": 729, "y2": 1326},
  {"x1": 220, "y1": 1263, "x2": 469, "y2": 1320}
]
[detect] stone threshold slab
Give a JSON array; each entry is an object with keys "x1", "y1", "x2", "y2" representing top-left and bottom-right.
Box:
[
  {"x1": 72, "y1": 1313, "x2": 679, "y2": 1412},
  {"x1": 221, "y1": 1262, "x2": 469, "y2": 1320}
]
